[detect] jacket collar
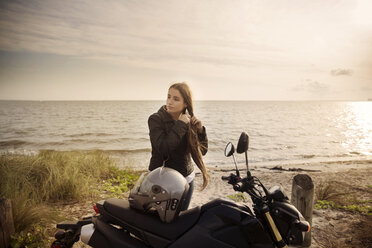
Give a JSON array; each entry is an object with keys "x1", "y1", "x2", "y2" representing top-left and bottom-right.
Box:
[{"x1": 158, "y1": 105, "x2": 175, "y2": 122}]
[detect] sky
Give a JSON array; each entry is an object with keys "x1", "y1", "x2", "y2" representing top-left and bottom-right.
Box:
[{"x1": 0, "y1": 0, "x2": 371, "y2": 101}]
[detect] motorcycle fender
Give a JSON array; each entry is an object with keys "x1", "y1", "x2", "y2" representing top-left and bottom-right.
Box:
[{"x1": 81, "y1": 223, "x2": 95, "y2": 244}]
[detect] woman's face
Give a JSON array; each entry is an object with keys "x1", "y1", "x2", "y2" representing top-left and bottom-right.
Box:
[{"x1": 166, "y1": 87, "x2": 187, "y2": 117}]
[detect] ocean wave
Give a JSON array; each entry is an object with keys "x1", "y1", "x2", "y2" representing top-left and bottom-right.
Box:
[
  {"x1": 349, "y1": 151, "x2": 362, "y2": 155},
  {"x1": 65, "y1": 132, "x2": 114, "y2": 138},
  {"x1": 205, "y1": 147, "x2": 224, "y2": 152},
  {"x1": 60, "y1": 137, "x2": 147, "y2": 145},
  {"x1": 293, "y1": 152, "x2": 368, "y2": 160},
  {"x1": 295, "y1": 152, "x2": 366, "y2": 159},
  {"x1": 63, "y1": 139, "x2": 87, "y2": 143},
  {"x1": 315, "y1": 158, "x2": 372, "y2": 165},
  {"x1": 0, "y1": 140, "x2": 31, "y2": 147},
  {"x1": 104, "y1": 148, "x2": 152, "y2": 154},
  {"x1": 35, "y1": 148, "x2": 152, "y2": 154},
  {"x1": 46, "y1": 148, "x2": 153, "y2": 154},
  {"x1": 240, "y1": 146, "x2": 296, "y2": 152},
  {"x1": 14, "y1": 130, "x2": 29, "y2": 135},
  {"x1": 300, "y1": 154, "x2": 316, "y2": 159}
]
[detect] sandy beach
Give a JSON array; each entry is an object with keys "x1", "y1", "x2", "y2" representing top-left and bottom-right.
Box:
[
  {"x1": 190, "y1": 160, "x2": 372, "y2": 247},
  {"x1": 191, "y1": 160, "x2": 372, "y2": 207}
]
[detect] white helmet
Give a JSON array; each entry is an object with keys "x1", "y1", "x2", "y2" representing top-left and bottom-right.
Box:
[{"x1": 129, "y1": 167, "x2": 189, "y2": 223}]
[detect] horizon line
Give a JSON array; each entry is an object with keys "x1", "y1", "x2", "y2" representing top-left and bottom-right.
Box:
[{"x1": 0, "y1": 99, "x2": 371, "y2": 102}]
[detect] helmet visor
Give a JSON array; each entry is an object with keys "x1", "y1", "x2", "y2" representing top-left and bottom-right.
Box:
[{"x1": 131, "y1": 171, "x2": 148, "y2": 195}]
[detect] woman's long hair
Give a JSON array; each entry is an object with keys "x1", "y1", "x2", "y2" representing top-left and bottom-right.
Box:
[{"x1": 169, "y1": 82, "x2": 209, "y2": 190}]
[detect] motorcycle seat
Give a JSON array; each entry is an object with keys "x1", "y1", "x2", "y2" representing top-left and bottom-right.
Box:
[{"x1": 103, "y1": 198, "x2": 201, "y2": 240}]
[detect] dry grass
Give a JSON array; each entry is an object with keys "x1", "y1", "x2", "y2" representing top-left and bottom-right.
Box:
[
  {"x1": 0, "y1": 150, "x2": 121, "y2": 232},
  {"x1": 315, "y1": 180, "x2": 349, "y2": 202}
]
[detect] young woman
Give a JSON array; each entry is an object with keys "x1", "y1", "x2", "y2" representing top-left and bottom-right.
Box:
[{"x1": 148, "y1": 82, "x2": 209, "y2": 210}]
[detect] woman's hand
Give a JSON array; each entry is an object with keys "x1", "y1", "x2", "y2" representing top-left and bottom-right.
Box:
[
  {"x1": 179, "y1": 113, "x2": 190, "y2": 124},
  {"x1": 191, "y1": 116, "x2": 203, "y2": 133}
]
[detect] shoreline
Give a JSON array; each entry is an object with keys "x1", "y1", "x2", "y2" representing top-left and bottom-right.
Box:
[
  {"x1": 2, "y1": 148, "x2": 372, "y2": 171},
  {"x1": 208, "y1": 158, "x2": 372, "y2": 173}
]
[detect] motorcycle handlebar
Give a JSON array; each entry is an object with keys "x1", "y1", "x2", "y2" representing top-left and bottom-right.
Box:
[
  {"x1": 221, "y1": 176, "x2": 230, "y2": 181},
  {"x1": 221, "y1": 175, "x2": 246, "y2": 192}
]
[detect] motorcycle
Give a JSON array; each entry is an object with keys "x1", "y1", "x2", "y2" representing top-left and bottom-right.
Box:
[{"x1": 51, "y1": 132, "x2": 310, "y2": 248}]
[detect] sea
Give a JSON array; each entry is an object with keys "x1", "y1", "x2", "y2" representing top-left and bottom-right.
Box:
[{"x1": 1, "y1": 100, "x2": 371, "y2": 170}]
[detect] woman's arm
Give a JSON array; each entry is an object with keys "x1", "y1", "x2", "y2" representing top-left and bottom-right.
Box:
[{"x1": 148, "y1": 114, "x2": 188, "y2": 158}]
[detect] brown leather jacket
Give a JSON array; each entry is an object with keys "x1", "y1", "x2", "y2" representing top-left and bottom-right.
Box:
[{"x1": 148, "y1": 105, "x2": 208, "y2": 177}]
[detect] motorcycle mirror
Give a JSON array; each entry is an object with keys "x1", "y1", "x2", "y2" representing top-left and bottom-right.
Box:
[
  {"x1": 237, "y1": 132, "x2": 251, "y2": 178},
  {"x1": 237, "y1": 132, "x2": 249, "y2": 154},
  {"x1": 225, "y1": 142, "x2": 240, "y2": 177},
  {"x1": 224, "y1": 142, "x2": 235, "y2": 157}
]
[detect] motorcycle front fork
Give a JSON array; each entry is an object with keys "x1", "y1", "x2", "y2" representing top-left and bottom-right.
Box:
[{"x1": 262, "y1": 206, "x2": 288, "y2": 248}]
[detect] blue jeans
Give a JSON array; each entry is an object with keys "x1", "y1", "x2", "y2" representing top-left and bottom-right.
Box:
[{"x1": 181, "y1": 180, "x2": 194, "y2": 211}]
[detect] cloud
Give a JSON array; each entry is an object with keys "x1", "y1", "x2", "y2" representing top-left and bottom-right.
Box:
[
  {"x1": 0, "y1": 0, "x2": 353, "y2": 71},
  {"x1": 330, "y1": 68, "x2": 353, "y2": 76},
  {"x1": 361, "y1": 86, "x2": 372, "y2": 91},
  {"x1": 0, "y1": 0, "x2": 272, "y2": 70},
  {"x1": 293, "y1": 79, "x2": 329, "y2": 94}
]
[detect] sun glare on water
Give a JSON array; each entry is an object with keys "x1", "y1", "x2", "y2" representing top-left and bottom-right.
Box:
[{"x1": 342, "y1": 102, "x2": 372, "y2": 155}]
